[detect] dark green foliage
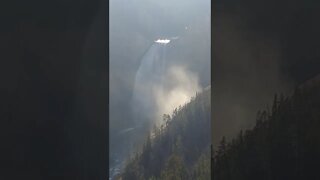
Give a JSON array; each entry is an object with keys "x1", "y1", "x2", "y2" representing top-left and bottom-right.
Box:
[
  {"x1": 121, "y1": 87, "x2": 211, "y2": 179},
  {"x1": 213, "y1": 82, "x2": 320, "y2": 180},
  {"x1": 160, "y1": 154, "x2": 188, "y2": 180}
]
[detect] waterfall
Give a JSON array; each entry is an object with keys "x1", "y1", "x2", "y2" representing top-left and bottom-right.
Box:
[
  {"x1": 110, "y1": 37, "x2": 201, "y2": 179},
  {"x1": 131, "y1": 42, "x2": 169, "y2": 126}
]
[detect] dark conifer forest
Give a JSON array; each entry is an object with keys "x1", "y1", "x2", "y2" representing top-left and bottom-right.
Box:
[
  {"x1": 120, "y1": 87, "x2": 211, "y2": 180},
  {"x1": 213, "y1": 79, "x2": 320, "y2": 180}
]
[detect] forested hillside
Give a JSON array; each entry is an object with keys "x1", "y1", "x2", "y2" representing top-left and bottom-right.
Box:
[
  {"x1": 213, "y1": 80, "x2": 320, "y2": 180},
  {"x1": 119, "y1": 87, "x2": 211, "y2": 180}
]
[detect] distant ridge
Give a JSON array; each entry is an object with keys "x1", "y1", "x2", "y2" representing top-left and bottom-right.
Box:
[{"x1": 298, "y1": 73, "x2": 320, "y2": 90}]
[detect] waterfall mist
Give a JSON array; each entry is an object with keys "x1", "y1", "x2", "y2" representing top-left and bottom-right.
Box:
[{"x1": 132, "y1": 39, "x2": 201, "y2": 127}]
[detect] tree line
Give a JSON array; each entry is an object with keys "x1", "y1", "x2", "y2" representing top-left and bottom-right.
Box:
[{"x1": 213, "y1": 81, "x2": 320, "y2": 180}]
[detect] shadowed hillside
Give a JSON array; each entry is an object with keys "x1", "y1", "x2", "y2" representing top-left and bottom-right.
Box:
[{"x1": 213, "y1": 78, "x2": 320, "y2": 180}]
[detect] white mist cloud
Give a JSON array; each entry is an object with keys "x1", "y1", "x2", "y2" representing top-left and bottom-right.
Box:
[{"x1": 153, "y1": 65, "x2": 201, "y2": 124}]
